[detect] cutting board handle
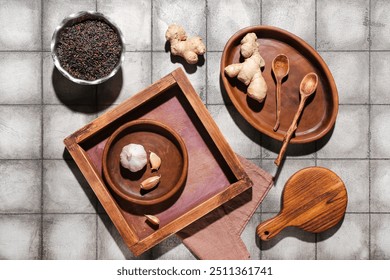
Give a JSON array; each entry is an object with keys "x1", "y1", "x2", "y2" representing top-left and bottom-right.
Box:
[{"x1": 256, "y1": 214, "x2": 288, "y2": 241}]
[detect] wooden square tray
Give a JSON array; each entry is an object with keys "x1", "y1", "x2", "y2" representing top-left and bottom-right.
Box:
[{"x1": 64, "y1": 68, "x2": 252, "y2": 256}]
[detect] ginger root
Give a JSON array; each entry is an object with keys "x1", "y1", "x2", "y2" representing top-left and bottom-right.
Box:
[
  {"x1": 224, "y1": 33, "x2": 267, "y2": 102},
  {"x1": 165, "y1": 24, "x2": 206, "y2": 64}
]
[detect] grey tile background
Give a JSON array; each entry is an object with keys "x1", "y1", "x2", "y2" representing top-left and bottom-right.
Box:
[
  {"x1": 0, "y1": 0, "x2": 388, "y2": 260},
  {"x1": 0, "y1": 52, "x2": 42, "y2": 104},
  {"x1": 317, "y1": 214, "x2": 370, "y2": 259},
  {"x1": 317, "y1": 0, "x2": 369, "y2": 50},
  {"x1": 0, "y1": 0, "x2": 41, "y2": 50},
  {"x1": 262, "y1": 0, "x2": 315, "y2": 47}
]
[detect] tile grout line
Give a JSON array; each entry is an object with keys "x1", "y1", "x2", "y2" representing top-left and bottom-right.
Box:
[
  {"x1": 9, "y1": 211, "x2": 389, "y2": 215},
  {"x1": 149, "y1": 0, "x2": 154, "y2": 258},
  {"x1": 0, "y1": 50, "x2": 44, "y2": 53},
  {"x1": 259, "y1": 212, "x2": 262, "y2": 260},
  {"x1": 40, "y1": 0, "x2": 44, "y2": 260},
  {"x1": 95, "y1": 210, "x2": 98, "y2": 260},
  {"x1": 314, "y1": 0, "x2": 318, "y2": 170},
  {"x1": 316, "y1": 49, "x2": 370, "y2": 53},
  {"x1": 260, "y1": 0, "x2": 262, "y2": 25},
  {"x1": 261, "y1": 211, "x2": 376, "y2": 214},
  {"x1": 259, "y1": 158, "x2": 263, "y2": 214},
  {"x1": 315, "y1": 0, "x2": 317, "y2": 50},
  {"x1": 1, "y1": 49, "x2": 386, "y2": 53},
  {"x1": 0, "y1": 212, "x2": 100, "y2": 215},
  {"x1": 11, "y1": 49, "x2": 390, "y2": 53},
  {"x1": 3, "y1": 156, "x2": 386, "y2": 161},
  {"x1": 205, "y1": 0, "x2": 208, "y2": 106},
  {"x1": 314, "y1": 0, "x2": 317, "y2": 175},
  {"x1": 314, "y1": 0, "x2": 318, "y2": 260},
  {"x1": 2, "y1": 102, "x2": 388, "y2": 106},
  {"x1": 95, "y1": 0, "x2": 99, "y2": 261},
  {"x1": 150, "y1": 0, "x2": 154, "y2": 83},
  {"x1": 246, "y1": 157, "x2": 381, "y2": 161},
  {"x1": 259, "y1": 0, "x2": 262, "y2": 160},
  {"x1": 368, "y1": 49, "x2": 390, "y2": 52},
  {"x1": 368, "y1": 0, "x2": 372, "y2": 260}
]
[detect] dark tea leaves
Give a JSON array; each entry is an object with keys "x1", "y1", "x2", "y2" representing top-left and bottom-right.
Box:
[{"x1": 57, "y1": 20, "x2": 122, "y2": 81}]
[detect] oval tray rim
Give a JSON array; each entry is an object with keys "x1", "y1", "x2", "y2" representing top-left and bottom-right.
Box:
[{"x1": 220, "y1": 25, "x2": 339, "y2": 144}]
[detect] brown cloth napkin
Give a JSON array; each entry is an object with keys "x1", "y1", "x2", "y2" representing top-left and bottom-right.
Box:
[{"x1": 176, "y1": 155, "x2": 274, "y2": 260}]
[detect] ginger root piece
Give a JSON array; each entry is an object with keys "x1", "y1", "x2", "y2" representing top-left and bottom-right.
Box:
[
  {"x1": 165, "y1": 24, "x2": 206, "y2": 64},
  {"x1": 224, "y1": 33, "x2": 267, "y2": 102}
]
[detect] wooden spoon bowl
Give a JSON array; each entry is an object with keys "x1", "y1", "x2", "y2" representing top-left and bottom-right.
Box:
[
  {"x1": 300, "y1": 72, "x2": 318, "y2": 98},
  {"x1": 272, "y1": 54, "x2": 290, "y2": 78},
  {"x1": 272, "y1": 54, "x2": 290, "y2": 131}
]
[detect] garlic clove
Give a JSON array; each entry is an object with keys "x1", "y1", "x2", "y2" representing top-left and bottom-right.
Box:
[
  {"x1": 149, "y1": 151, "x2": 161, "y2": 171},
  {"x1": 140, "y1": 175, "x2": 161, "y2": 190},
  {"x1": 144, "y1": 214, "x2": 160, "y2": 226}
]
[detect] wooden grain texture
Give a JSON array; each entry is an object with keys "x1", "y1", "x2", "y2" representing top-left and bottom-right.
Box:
[
  {"x1": 66, "y1": 73, "x2": 177, "y2": 144},
  {"x1": 172, "y1": 70, "x2": 247, "y2": 180},
  {"x1": 256, "y1": 167, "x2": 347, "y2": 241},
  {"x1": 63, "y1": 68, "x2": 252, "y2": 256},
  {"x1": 272, "y1": 54, "x2": 289, "y2": 132},
  {"x1": 274, "y1": 73, "x2": 318, "y2": 166},
  {"x1": 63, "y1": 137, "x2": 140, "y2": 245},
  {"x1": 220, "y1": 25, "x2": 339, "y2": 144},
  {"x1": 102, "y1": 119, "x2": 188, "y2": 206}
]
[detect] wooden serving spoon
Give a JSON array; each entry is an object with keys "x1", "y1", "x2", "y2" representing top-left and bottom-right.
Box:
[
  {"x1": 256, "y1": 167, "x2": 347, "y2": 241},
  {"x1": 274, "y1": 72, "x2": 318, "y2": 166},
  {"x1": 272, "y1": 54, "x2": 289, "y2": 132}
]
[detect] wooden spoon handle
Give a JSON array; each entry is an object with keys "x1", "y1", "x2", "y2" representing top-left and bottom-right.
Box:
[
  {"x1": 275, "y1": 127, "x2": 294, "y2": 166},
  {"x1": 256, "y1": 214, "x2": 288, "y2": 241},
  {"x1": 273, "y1": 80, "x2": 282, "y2": 132},
  {"x1": 275, "y1": 97, "x2": 308, "y2": 166}
]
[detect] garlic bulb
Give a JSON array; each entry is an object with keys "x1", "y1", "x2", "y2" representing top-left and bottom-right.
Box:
[{"x1": 120, "y1": 144, "x2": 147, "y2": 172}]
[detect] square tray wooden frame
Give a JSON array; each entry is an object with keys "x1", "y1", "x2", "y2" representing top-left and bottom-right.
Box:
[{"x1": 64, "y1": 68, "x2": 252, "y2": 256}]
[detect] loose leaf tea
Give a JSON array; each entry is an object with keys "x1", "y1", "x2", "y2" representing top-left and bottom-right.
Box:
[{"x1": 57, "y1": 20, "x2": 121, "y2": 81}]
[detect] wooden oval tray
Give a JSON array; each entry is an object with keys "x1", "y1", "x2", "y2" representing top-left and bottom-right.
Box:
[
  {"x1": 221, "y1": 26, "x2": 338, "y2": 144},
  {"x1": 102, "y1": 119, "x2": 188, "y2": 206}
]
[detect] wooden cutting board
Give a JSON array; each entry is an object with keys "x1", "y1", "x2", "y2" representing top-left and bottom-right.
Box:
[{"x1": 257, "y1": 167, "x2": 347, "y2": 240}]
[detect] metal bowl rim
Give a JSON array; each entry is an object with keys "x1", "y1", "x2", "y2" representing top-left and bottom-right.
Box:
[{"x1": 50, "y1": 10, "x2": 126, "y2": 85}]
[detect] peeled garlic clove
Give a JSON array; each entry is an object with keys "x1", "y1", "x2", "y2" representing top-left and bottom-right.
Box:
[
  {"x1": 149, "y1": 151, "x2": 161, "y2": 171},
  {"x1": 145, "y1": 214, "x2": 160, "y2": 226},
  {"x1": 120, "y1": 143, "x2": 147, "y2": 172},
  {"x1": 140, "y1": 175, "x2": 161, "y2": 190}
]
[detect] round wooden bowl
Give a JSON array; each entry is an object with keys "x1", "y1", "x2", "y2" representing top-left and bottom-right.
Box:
[
  {"x1": 102, "y1": 119, "x2": 188, "y2": 206},
  {"x1": 221, "y1": 26, "x2": 339, "y2": 144}
]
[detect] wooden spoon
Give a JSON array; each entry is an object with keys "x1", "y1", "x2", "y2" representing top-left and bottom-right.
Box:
[
  {"x1": 274, "y1": 72, "x2": 318, "y2": 166},
  {"x1": 272, "y1": 54, "x2": 290, "y2": 132},
  {"x1": 256, "y1": 167, "x2": 347, "y2": 241}
]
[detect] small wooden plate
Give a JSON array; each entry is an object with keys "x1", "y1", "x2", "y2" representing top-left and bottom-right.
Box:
[
  {"x1": 221, "y1": 26, "x2": 338, "y2": 143},
  {"x1": 102, "y1": 119, "x2": 188, "y2": 206}
]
